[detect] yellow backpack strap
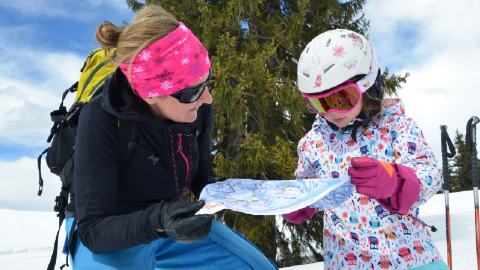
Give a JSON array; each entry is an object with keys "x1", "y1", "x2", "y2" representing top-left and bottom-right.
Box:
[{"x1": 75, "y1": 48, "x2": 117, "y2": 103}]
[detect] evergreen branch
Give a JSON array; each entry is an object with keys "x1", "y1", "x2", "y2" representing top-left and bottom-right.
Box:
[
  {"x1": 241, "y1": 92, "x2": 256, "y2": 97},
  {"x1": 126, "y1": 0, "x2": 145, "y2": 12},
  {"x1": 382, "y1": 67, "x2": 410, "y2": 97}
]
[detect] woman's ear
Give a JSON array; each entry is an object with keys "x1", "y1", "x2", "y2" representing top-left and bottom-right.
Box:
[{"x1": 143, "y1": 97, "x2": 155, "y2": 104}]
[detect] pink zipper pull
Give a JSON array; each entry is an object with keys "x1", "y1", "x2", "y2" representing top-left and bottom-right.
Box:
[{"x1": 176, "y1": 133, "x2": 190, "y2": 184}]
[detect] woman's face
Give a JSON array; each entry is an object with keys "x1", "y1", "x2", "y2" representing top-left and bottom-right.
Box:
[
  {"x1": 142, "y1": 72, "x2": 213, "y2": 123},
  {"x1": 324, "y1": 98, "x2": 363, "y2": 128}
]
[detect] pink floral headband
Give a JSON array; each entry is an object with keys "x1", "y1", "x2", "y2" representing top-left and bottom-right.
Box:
[{"x1": 119, "y1": 22, "x2": 211, "y2": 98}]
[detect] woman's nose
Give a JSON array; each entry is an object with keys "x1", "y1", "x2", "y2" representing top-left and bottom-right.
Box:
[{"x1": 198, "y1": 87, "x2": 213, "y2": 104}]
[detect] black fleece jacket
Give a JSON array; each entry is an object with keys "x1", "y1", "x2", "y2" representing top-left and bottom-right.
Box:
[{"x1": 65, "y1": 69, "x2": 216, "y2": 253}]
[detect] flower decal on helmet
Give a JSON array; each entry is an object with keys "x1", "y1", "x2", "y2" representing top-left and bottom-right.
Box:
[
  {"x1": 333, "y1": 45, "x2": 346, "y2": 57},
  {"x1": 314, "y1": 75, "x2": 322, "y2": 88}
]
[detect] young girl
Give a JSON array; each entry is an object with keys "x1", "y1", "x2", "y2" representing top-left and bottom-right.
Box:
[{"x1": 283, "y1": 30, "x2": 449, "y2": 269}]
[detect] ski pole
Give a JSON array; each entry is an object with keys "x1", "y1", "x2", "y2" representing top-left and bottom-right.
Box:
[
  {"x1": 467, "y1": 116, "x2": 480, "y2": 270},
  {"x1": 440, "y1": 125, "x2": 456, "y2": 269}
]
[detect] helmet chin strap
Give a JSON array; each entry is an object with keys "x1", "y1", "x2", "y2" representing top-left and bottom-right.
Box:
[{"x1": 344, "y1": 107, "x2": 380, "y2": 143}]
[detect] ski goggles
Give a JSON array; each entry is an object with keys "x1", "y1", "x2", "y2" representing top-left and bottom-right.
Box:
[
  {"x1": 170, "y1": 67, "x2": 212, "y2": 104},
  {"x1": 302, "y1": 80, "x2": 362, "y2": 116}
]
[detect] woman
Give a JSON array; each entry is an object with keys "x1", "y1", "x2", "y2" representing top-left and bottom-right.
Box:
[
  {"x1": 283, "y1": 29, "x2": 448, "y2": 269},
  {"x1": 62, "y1": 5, "x2": 277, "y2": 270}
]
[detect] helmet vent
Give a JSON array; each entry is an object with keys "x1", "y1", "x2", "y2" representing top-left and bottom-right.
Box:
[
  {"x1": 303, "y1": 72, "x2": 310, "y2": 78},
  {"x1": 324, "y1": 64, "x2": 335, "y2": 74},
  {"x1": 326, "y1": 39, "x2": 331, "y2": 47},
  {"x1": 306, "y1": 47, "x2": 309, "y2": 53}
]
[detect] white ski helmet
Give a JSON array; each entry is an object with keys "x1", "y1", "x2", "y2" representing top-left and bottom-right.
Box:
[{"x1": 297, "y1": 29, "x2": 380, "y2": 94}]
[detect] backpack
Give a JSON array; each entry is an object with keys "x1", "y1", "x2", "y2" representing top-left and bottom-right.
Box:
[{"x1": 37, "y1": 48, "x2": 205, "y2": 270}]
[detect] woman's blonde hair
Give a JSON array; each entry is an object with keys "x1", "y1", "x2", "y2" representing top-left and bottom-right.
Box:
[{"x1": 95, "y1": 5, "x2": 179, "y2": 74}]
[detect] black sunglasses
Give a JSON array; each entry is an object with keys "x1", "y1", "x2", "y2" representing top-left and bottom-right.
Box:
[{"x1": 170, "y1": 67, "x2": 212, "y2": 104}]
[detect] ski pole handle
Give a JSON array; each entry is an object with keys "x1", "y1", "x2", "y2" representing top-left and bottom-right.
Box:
[
  {"x1": 467, "y1": 117, "x2": 479, "y2": 188},
  {"x1": 440, "y1": 125, "x2": 456, "y2": 191}
]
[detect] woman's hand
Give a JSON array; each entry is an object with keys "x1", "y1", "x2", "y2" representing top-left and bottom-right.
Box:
[{"x1": 150, "y1": 200, "x2": 212, "y2": 243}]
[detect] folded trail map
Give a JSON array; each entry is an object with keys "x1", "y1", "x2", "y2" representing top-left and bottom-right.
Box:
[{"x1": 197, "y1": 176, "x2": 351, "y2": 215}]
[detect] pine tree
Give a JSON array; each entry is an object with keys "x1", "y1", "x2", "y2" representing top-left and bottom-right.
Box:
[
  {"x1": 382, "y1": 67, "x2": 409, "y2": 97},
  {"x1": 450, "y1": 130, "x2": 480, "y2": 192},
  {"x1": 127, "y1": 0, "x2": 408, "y2": 266}
]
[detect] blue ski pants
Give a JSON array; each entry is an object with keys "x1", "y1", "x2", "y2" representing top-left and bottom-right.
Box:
[
  {"x1": 63, "y1": 217, "x2": 278, "y2": 270},
  {"x1": 410, "y1": 260, "x2": 450, "y2": 270}
]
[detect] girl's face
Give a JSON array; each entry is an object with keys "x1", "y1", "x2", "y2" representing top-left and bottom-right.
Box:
[
  {"x1": 142, "y1": 72, "x2": 213, "y2": 123},
  {"x1": 324, "y1": 98, "x2": 363, "y2": 128}
]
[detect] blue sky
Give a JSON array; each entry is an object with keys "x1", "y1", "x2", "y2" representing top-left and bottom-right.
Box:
[
  {"x1": 0, "y1": 1, "x2": 134, "y2": 160},
  {"x1": 0, "y1": 0, "x2": 479, "y2": 211}
]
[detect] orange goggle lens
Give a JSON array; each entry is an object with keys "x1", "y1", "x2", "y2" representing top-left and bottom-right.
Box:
[{"x1": 304, "y1": 86, "x2": 360, "y2": 115}]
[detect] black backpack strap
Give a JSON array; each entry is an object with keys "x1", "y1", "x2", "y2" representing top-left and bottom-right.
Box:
[
  {"x1": 61, "y1": 82, "x2": 78, "y2": 108},
  {"x1": 58, "y1": 216, "x2": 78, "y2": 270},
  {"x1": 37, "y1": 148, "x2": 49, "y2": 196},
  {"x1": 118, "y1": 118, "x2": 161, "y2": 168},
  {"x1": 47, "y1": 83, "x2": 78, "y2": 143},
  {"x1": 118, "y1": 118, "x2": 138, "y2": 166},
  {"x1": 127, "y1": 141, "x2": 161, "y2": 165},
  {"x1": 47, "y1": 188, "x2": 69, "y2": 270}
]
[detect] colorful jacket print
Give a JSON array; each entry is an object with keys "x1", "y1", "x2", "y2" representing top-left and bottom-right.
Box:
[{"x1": 295, "y1": 99, "x2": 443, "y2": 269}]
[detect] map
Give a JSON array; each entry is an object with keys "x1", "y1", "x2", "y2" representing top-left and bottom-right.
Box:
[{"x1": 197, "y1": 176, "x2": 351, "y2": 215}]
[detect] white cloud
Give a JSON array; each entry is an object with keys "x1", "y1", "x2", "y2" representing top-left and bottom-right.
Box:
[
  {"x1": 0, "y1": 26, "x2": 84, "y2": 86},
  {"x1": 0, "y1": 86, "x2": 62, "y2": 146},
  {"x1": 0, "y1": 42, "x2": 82, "y2": 145},
  {"x1": 0, "y1": 157, "x2": 61, "y2": 211},
  {"x1": 364, "y1": 0, "x2": 480, "y2": 162},
  {"x1": 0, "y1": 0, "x2": 130, "y2": 20},
  {"x1": 0, "y1": 24, "x2": 83, "y2": 145}
]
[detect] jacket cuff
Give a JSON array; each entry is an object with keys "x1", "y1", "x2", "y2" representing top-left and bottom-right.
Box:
[
  {"x1": 394, "y1": 164, "x2": 420, "y2": 214},
  {"x1": 148, "y1": 202, "x2": 169, "y2": 238}
]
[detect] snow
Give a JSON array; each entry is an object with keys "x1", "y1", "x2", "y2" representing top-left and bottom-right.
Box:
[
  {"x1": 0, "y1": 210, "x2": 67, "y2": 269},
  {"x1": 0, "y1": 191, "x2": 478, "y2": 269}
]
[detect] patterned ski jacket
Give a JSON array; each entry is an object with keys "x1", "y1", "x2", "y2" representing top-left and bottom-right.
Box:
[{"x1": 295, "y1": 99, "x2": 443, "y2": 269}]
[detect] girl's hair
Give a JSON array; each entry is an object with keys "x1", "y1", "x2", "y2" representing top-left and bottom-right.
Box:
[
  {"x1": 359, "y1": 71, "x2": 385, "y2": 115},
  {"x1": 95, "y1": 5, "x2": 179, "y2": 68}
]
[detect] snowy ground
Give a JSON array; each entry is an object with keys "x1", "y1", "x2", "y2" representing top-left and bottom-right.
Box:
[{"x1": 0, "y1": 191, "x2": 478, "y2": 269}]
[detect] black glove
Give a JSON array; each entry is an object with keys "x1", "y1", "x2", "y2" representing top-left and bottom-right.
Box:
[{"x1": 150, "y1": 200, "x2": 212, "y2": 244}]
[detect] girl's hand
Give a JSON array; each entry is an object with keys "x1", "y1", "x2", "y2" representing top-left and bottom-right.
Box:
[
  {"x1": 348, "y1": 157, "x2": 420, "y2": 214},
  {"x1": 282, "y1": 207, "x2": 316, "y2": 224},
  {"x1": 348, "y1": 157, "x2": 398, "y2": 199}
]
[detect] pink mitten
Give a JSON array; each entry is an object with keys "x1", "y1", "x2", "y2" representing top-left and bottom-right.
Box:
[
  {"x1": 376, "y1": 164, "x2": 420, "y2": 214},
  {"x1": 348, "y1": 157, "x2": 398, "y2": 199},
  {"x1": 282, "y1": 207, "x2": 316, "y2": 224}
]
